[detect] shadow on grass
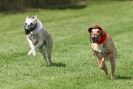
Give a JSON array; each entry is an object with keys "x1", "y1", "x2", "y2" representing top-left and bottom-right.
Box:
[
  {"x1": 50, "y1": 62, "x2": 66, "y2": 67},
  {"x1": 115, "y1": 75, "x2": 132, "y2": 80}
]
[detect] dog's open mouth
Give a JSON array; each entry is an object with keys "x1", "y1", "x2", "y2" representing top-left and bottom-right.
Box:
[
  {"x1": 24, "y1": 23, "x2": 37, "y2": 35},
  {"x1": 92, "y1": 37, "x2": 99, "y2": 43}
]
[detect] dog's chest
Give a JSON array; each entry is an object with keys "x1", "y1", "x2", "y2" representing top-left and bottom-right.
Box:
[
  {"x1": 91, "y1": 43, "x2": 107, "y2": 53},
  {"x1": 28, "y1": 33, "x2": 38, "y2": 45}
]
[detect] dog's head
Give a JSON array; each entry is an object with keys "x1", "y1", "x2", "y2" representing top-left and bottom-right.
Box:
[
  {"x1": 88, "y1": 25, "x2": 104, "y2": 43},
  {"x1": 24, "y1": 15, "x2": 38, "y2": 35}
]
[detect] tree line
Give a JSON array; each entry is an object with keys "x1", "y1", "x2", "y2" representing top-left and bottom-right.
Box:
[{"x1": 0, "y1": 0, "x2": 87, "y2": 11}]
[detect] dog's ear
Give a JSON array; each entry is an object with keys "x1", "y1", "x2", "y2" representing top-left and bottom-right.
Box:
[
  {"x1": 94, "y1": 25, "x2": 104, "y2": 36},
  {"x1": 94, "y1": 25, "x2": 103, "y2": 32},
  {"x1": 33, "y1": 16, "x2": 38, "y2": 22},
  {"x1": 88, "y1": 25, "x2": 104, "y2": 33},
  {"x1": 26, "y1": 14, "x2": 31, "y2": 18},
  {"x1": 88, "y1": 27, "x2": 93, "y2": 33},
  {"x1": 34, "y1": 16, "x2": 37, "y2": 19}
]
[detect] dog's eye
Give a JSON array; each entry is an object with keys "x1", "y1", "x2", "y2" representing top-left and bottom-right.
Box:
[
  {"x1": 25, "y1": 23, "x2": 27, "y2": 25},
  {"x1": 97, "y1": 30, "x2": 101, "y2": 33}
]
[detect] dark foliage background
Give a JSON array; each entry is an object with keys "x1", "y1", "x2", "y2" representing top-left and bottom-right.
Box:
[{"x1": 0, "y1": 0, "x2": 87, "y2": 11}]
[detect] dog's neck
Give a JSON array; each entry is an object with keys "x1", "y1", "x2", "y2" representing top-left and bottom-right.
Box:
[
  {"x1": 31, "y1": 20, "x2": 43, "y2": 34},
  {"x1": 31, "y1": 23, "x2": 37, "y2": 31},
  {"x1": 97, "y1": 32, "x2": 107, "y2": 44}
]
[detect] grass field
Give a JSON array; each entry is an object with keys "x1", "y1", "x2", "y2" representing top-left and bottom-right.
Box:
[{"x1": 0, "y1": 0, "x2": 133, "y2": 89}]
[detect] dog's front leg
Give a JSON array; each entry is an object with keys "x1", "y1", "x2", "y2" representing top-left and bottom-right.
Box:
[
  {"x1": 99, "y1": 57, "x2": 108, "y2": 75},
  {"x1": 99, "y1": 58, "x2": 104, "y2": 68},
  {"x1": 27, "y1": 36, "x2": 36, "y2": 56},
  {"x1": 34, "y1": 41, "x2": 43, "y2": 50}
]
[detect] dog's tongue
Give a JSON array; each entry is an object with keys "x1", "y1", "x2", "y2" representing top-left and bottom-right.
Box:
[{"x1": 98, "y1": 33, "x2": 107, "y2": 44}]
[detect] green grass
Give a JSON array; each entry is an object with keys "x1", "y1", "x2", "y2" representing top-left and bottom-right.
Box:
[{"x1": 0, "y1": 0, "x2": 133, "y2": 89}]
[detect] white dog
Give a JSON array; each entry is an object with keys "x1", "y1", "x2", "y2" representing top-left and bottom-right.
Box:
[{"x1": 24, "y1": 15, "x2": 53, "y2": 65}]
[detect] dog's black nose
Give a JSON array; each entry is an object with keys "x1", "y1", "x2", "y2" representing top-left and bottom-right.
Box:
[
  {"x1": 30, "y1": 23, "x2": 33, "y2": 25},
  {"x1": 28, "y1": 25, "x2": 30, "y2": 28},
  {"x1": 92, "y1": 37, "x2": 99, "y2": 43},
  {"x1": 24, "y1": 25, "x2": 29, "y2": 30}
]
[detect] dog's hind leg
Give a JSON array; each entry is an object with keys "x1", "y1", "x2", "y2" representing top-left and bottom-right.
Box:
[
  {"x1": 39, "y1": 46, "x2": 47, "y2": 60},
  {"x1": 45, "y1": 35, "x2": 53, "y2": 65},
  {"x1": 39, "y1": 45, "x2": 51, "y2": 66},
  {"x1": 108, "y1": 52, "x2": 116, "y2": 79},
  {"x1": 110, "y1": 58, "x2": 116, "y2": 79}
]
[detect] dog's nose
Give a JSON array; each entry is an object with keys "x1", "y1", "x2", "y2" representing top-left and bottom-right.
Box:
[
  {"x1": 28, "y1": 25, "x2": 31, "y2": 28},
  {"x1": 24, "y1": 25, "x2": 29, "y2": 30},
  {"x1": 92, "y1": 37, "x2": 99, "y2": 43}
]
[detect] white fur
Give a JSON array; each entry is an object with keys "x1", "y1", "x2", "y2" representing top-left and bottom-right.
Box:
[
  {"x1": 32, "y1": 20, "x2": 43, "y2": 34},
  {"x1": 91, "y1": 43, "x2": 103, "y2": 53},
  {"x1": 26, "y1": 35, "x2": 36, "y2": 56}
]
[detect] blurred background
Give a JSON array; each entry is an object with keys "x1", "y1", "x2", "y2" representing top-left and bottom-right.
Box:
[{"x1": 0, "y1": 0, "x2": 87, "y2": 11}]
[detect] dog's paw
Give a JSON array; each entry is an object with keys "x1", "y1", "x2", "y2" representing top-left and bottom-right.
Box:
[
  {"x1": 99, "y1": 64, "x2": 104, "y2": 69},
  {"x1": 28, "y1": 50, "x2": 32, "y2": 56},
  {"x1": 28, "y1": 49, "x2": 36, "y2": 56},
  {"x1": 111, "y1": 74, "x2": 114, "y2": 80},
  {"x1": 32, "y1": 50, "x2": 36, "y2": 57}
]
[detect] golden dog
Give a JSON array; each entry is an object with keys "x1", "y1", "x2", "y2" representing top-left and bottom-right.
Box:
[{"x1": 88, "y1": 25, "x2": 117, "y2": 79}]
